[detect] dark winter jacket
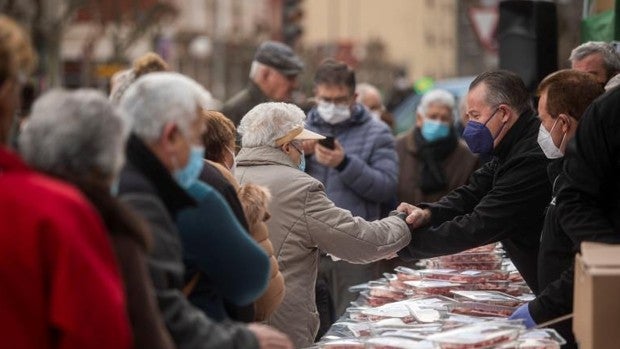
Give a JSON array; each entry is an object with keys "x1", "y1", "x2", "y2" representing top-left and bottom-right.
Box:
[
  {"x1": 398, "y1": 111, "x2": 551, "y2": 293},
  {"x1": 118, "y1": 134, "x2": 258, "y2": 349},
  {"x1": 221, "y1": 81, "x2": 269, "y2": 126},
  {"x1": 305, "y1": 103, "x2": 398, "y2": 220}
]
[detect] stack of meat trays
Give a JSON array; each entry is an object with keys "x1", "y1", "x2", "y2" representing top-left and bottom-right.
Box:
[
  {"x1": 427, "y1": 244, "x2": 503, "y2": 271},
  {"x1": 426, "y1": 323, "x2": 522, "y2": 349},
  {"x1": 497, "y1": 329, "x2": 567, "y2": 349}
]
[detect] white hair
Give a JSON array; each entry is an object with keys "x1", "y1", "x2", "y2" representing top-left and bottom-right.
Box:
[
  {"x1": 119, "y1": 72, "x2": 214, "y2": 143},
  {"x1": 356, "y1": 82, "x2": 383, "y2": 104},
  {"x1": 417, "y1": 89, "x2": 456, "y2": 118},
  {"x1": 570, "y1": 41, "x2": 620, "y2": 74},
  {"x1": 238, "y1": 102, "x2": 306, "y2": 147},
  {"x1": 19, "y1": 88, "x2": 128, "y2": 180}
]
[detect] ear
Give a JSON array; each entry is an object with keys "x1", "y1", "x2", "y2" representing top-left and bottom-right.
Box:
[
  {"x1": 415, "y1": 112, "x2": 424, "y2": 128},
  {"x1": 160, "y1": 122, "x2": 181, "y2": 152},
  {"x1": 558, "y1": 113, "x2": 573, "y2": 133},
  {"x1": 280, "y1": 142, "x2": 292, "y2": 155},
  {"x1": 499, "y1": 105, "x2": 511, "y2": 123}
]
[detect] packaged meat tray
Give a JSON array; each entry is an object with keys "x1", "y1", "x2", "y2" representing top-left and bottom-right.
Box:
[
  {"x1": 366, "y1": 336, "x2": 435, "y2": 349},
  {"x1": 395, "y1": 266, "x2": 423, "y2": 281},
  {"x1": 462, "y1": 243, "x2": 500, "y2": 253},
  {"x1": 426, "y1": 323, "x2": 522, "y2": 349},
  {"x1": 497, "y1": 339, "x2": 560, "y2": 349},
  {"x1": 360, "y1": 297, "x2": 450, "y2": 323},
  {"x1": 448, "y1": 301, "x2": 517, "y2": 317},
  {"x1": 402, "y1": 280, "x2": 464, "y2": 296},
  {"x1": 426, "y1": 259, "x2": 503, "y2": 271},
  {"x1": 438, "y1": 252, "x2": 503, "y2": 263},
  {"x1": 418, "y1": 269, "x2": 492, "y2": 284},
  {"x1": 359, "y1": 291, "x2": 397, "y2": 307},
  {"x1": 319, "y1": 339, "x2": 365, "y2": 349},
  {"x1": 368, "y1": 285, "x2": 411, "y2": 301},
  {"x1": 450, "y1": 291, "x2": 522, "y2": 307},
  {"x1": 475, "y1": 280, "x2": 511, "y2": 292}
]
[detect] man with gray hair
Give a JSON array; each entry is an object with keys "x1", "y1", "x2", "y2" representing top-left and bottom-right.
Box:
[
  {"x1": 222, "y1": 41, "x2": 304, "y2": 125},
  {"x1": 569, "y1": 41, "x2": 620, "y2": 86},
  {"x1": 397, "y1": 70, "x2": 552, "y2": 294},
  {"x1": 234, "y1": 102, "x2": 411, "y2": 347},
  {"x1": 117, "y1": 72, "x2": 292, "y2": 349}
]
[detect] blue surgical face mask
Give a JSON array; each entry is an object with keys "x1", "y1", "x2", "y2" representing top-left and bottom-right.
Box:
[
  {"x1": 110, "y1": 176, "x2": 120, "y2": 197},
  {"x1": 174, "y1": 145, "x2": 205, "y2": 189},
  {"x1": 298, "y1": 153, "x2": 306, "y2": 172},
  {"x1": 462, "y1": 108, "x2": 503, "y2": 154},
  {"x1": 421, "y1": 118, "x2": 451, "y2": 142}
]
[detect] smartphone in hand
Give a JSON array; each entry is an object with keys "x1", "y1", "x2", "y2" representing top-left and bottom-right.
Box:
[{"x1": 318, "y1": 136, "x2": 335, "y2": 150}]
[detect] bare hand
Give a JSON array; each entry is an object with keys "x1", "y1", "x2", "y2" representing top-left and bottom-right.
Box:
[
  {"x1": 302, "y1": 140, "x2": 317, "y2": 155},
  {"x1": 384, "y1": 252, "x2": 399, "y2": 260},
  {"x1": 397, "y1": 202, "x2": 431, "y2": 229},
  {"x1": 247, "y1": 323, "x2": 293, "y2": 349},
  {"x1": 315, "y1": 140, "x2": 346, "y2": 168}
]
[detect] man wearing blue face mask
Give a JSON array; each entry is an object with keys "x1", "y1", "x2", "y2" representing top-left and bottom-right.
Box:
[
  {"x1": 396, "y1": 70, "x2": 552, "y2": 295},
  {"x1": 303, "y1": 59, "x2": 399, "y2": 320},
  {"x1": 395, "y1": 89, "x2": 479, "y2": 205}
]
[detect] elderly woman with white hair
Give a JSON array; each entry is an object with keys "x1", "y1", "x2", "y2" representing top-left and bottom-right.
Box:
[
  {"x1": 234, "y1": 102, "x2": 411, "y2": 348},
  {"x1": 19, "y1": 89, "x2": 175, "y2": 349},
  {"x1": 395, "y1": 89, "x2": 479, "y2": 205}
]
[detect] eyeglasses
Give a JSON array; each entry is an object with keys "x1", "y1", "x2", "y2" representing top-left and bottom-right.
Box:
[{"x1": 290, "y1": 141, "x2": 303, "y2": 155}]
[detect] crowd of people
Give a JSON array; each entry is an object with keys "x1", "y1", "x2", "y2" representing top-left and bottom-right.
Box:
[{"x1": 1, "y1": 13, "x2": 619, "y2": 349}]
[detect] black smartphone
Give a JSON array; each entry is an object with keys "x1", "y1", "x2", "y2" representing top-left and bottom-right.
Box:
[{"x1": 318, "y1": 136, "x2": 335, "y2": 150}]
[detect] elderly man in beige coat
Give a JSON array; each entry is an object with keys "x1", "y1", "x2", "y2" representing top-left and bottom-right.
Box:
[{"x1": 235, "y1": 102, "x2": 411, "y2": 348}]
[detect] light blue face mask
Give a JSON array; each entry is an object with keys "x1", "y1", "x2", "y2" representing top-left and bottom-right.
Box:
[
  {"x1": 298, "y1": 153, "x2": 306, "y2": 172},
  {"x1": 174, "y1": 146, "x2": 205, "y2": 189},
  {"x1": 421, "y1": 119, "x2": 451, "y2": 142},
  {"x1": 110, "y1": 176, "x2": 120, "y2": 196}
]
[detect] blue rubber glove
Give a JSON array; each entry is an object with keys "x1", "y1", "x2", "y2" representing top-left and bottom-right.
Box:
[{"x1": 509, "y1": 302, "x2": 536, "y2": 329}]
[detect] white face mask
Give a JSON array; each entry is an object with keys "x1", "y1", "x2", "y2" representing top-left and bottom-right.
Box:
[
  {"x1": 370, "y1": 111, "x2": 382, "y2": 120},
  {"x1": 317, "y1": 101, "x2": 351, "y2": 125},
  {"x1": 537, "y1": 119, "x2": 565, "y2": 159}
]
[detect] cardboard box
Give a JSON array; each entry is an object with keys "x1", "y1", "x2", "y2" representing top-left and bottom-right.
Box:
[{"x1": 573, "y1": 242, "x2": 620, "y2": 349}]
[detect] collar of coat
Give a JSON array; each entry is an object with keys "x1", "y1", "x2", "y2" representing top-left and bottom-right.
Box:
[
  {"x1": 493, "y1": 109, "x2": 537, "y2": 160},
  {"x1": 236, "y1": 146, "x2": 298, "y2": 169},
  {"x1": 122, "y1": 133, "x2": 196, "y2": 218}
]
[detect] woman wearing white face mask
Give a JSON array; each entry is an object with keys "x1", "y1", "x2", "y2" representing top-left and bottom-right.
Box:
[{"x1": 509, "y1": 70, "x2": 603, "y2": 348}]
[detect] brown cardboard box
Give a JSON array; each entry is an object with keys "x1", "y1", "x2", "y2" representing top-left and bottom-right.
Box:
[{"x1": 573, "y1": 242, "x2": 620, "y2": 349}]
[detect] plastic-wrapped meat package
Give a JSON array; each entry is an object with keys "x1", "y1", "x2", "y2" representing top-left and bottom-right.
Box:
[
  {"x1": 438, "y1": 252, "x2": 503, "y2": 263},
  {"x1": 508, "y1": 271, "x2": 525, "y2": 283},
  {"x1": 497, "y1": 339, "x2": 561, "y2": 349},
  {"x1": 360, "y1": 297, "x2": 453, "y2": 323},
  {"x1": 395, "y1": 266, "x2": 423, "y2": 281},
  {"x1": 368, "y1": 285, "x2": 410, "y2": 301},
  {"x1": 417, "y1": 269, "x2": 458, "y2": 281},
  {"x1": 360, "y1": 291, "x2": 397, "y2": 307},
  {"x1": 319, "y1": 339, "x2": 366, "y2": 349},
  {"x1": 448, "y1": 270, "x2": 493, "y2": 284},
  {"x1": 449, "y1": 302, "x2": 517, "y2": 317},
  {"x1": 403, "y1": 280, "x2": 464, "y2": 296},
  {"x1": 475, "y1": 280, "x2": 510, "y2": 292},
  {"x1": 427, "y1": 323, "x2": 523, "y2": 349},
  {"x1": 366, "y1": 336, "x2": 434, "y2": 349},
  {"x1": 426, "y1": 258, "x2": 503, "y2": 271},
  {"x1": 450, "y1": 291, "x2": 522, "y2": 307},
  {"x1": 486, "y1": 270, "x2": 511, "y2": 280}
]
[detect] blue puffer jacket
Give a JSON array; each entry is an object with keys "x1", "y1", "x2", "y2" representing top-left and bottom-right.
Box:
[{"x1": 305, "y1": 103, "x2": 398, "y2": 220}]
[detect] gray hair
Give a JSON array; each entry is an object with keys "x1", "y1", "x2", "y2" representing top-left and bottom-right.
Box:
[
  {"x1": 356, "y1": 83, "x2": 383, "y2": 104},
  {"x1": 417, "y1": 89, "x2": 455, "y2": 118},
  {"x1": 19, "y1": 88, "x2": 128, "y2": 181},
  {"x1": 238, "y1": 102, "x2": 306, "y2": 147},
  {"x1": 119, "y1": 72, "x2": 214, "y2": 143},
  {"x1": 569, "y1": 41, "x2": 620, "y2": 75},
  {"x1": 470, "y1": 70, "x2": 532, "y2": 115}
]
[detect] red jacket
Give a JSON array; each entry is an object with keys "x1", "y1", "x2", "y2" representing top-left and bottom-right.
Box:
[{"x1": 0, "y1": 147, "x2": 132, "y2": 349}]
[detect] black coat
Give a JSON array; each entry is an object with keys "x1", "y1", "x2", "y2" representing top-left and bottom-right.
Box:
[
  {"x1": 398, "y1": 111, "x2": 551, "y2": 293},
  {"x1": 221, "y1": 81, "x2": 269, "y2": 126},
  {"x1": 118, "y1": 135, "x2": 258, "y2": 349},
  {"x1": 530, "y1": 87, "x2": 620, "y2": 349}
]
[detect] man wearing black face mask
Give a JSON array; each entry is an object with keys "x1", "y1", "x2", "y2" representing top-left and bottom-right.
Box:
[{"x1": 396, "y1": 70, "x2": 551, "y2": 294}]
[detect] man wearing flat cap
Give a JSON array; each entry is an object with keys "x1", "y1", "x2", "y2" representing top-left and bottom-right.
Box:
[{"x1": 222, "y1": 41, "x2": 304, "y2": 126}]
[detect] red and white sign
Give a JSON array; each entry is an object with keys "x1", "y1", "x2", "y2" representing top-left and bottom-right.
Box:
[{"x1": 468, "y1": 6, "x2": 499, "y2": 52}]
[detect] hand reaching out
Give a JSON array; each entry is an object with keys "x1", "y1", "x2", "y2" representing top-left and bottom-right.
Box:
[{"x1": 396, "y1": 202, "x2": 431, "y2": 229}]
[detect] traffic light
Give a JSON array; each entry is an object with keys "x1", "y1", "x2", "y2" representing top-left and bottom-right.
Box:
[{"x1": 282, "y1": 0, "x2": 304, "y2": 46}]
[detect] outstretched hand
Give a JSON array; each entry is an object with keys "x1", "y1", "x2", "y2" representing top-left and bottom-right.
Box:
[{"x1": 396, "y1": 202, "x2": 431, "y2": 229}]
